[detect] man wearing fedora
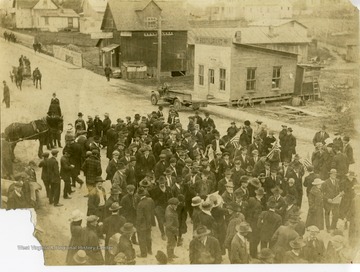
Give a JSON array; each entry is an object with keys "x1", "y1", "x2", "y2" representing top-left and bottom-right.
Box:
[
  {"x1": 267, "y1": 186, "x2": 286, "y2": 218},
  {"x1": 104, "y1": 186, "x2": 122, "y2": 219},
  {"x1": 87, "y1": 176, "x2": 106, "y2": 222},
  {"x1": 190, "y1": 196, "x2": 203, "y2": 230},
  {"x1": 224, "y1": 203, "x2": 246, "y2": 255},
  {"x1": 135, "y1": 146, "x2": 156, "y2": 182},
  {"x1": 195, "y1": 200, "x2": 217, "y2": 237},
  {"x1": 80, "y1": 215, "x2": 104, "y2": 265},
  {"x1": 189, "y1": 225, "x2": 222, "y2": 264},
  {"x1": 280, "y1": 127, "x2": 296, "y2": 163},
  {"x1": 306, "y1": 178, "x2": 325, "y2": 230},
  {"x1": 257, "y1": 199, "x2": 282, "y2": 249},
  {"x1": 247, "y1": 187, "x2": 266, "y2": 258},
  {"x1": 209, "y1": 193, "x2": 227, "y2": 255},
  {"x1": 322, "y1": 169, "x2": 344, "y2": 232},
  {"x1": 112, "y1": 163, "x2": 127, "y2": 193},
  {"x1": 48, "y1": 149, "x2": 63, "y2": 207},
  {"x1": 283, "y1": 237, "x2": 307, "y2": 263},
  {"x1": 103, "y1": 202, "x2": 126, "y2": 264},
  {"x1": 312, "y1": 125, "x2": 330, "y2": 146},
  {"x1": 252, "y1": 248, "x2": 275, "y2": 264},
  {"x1": 303, "y1": 225, "x2": 325, "y2": 263},
  {"x1": 165, "y1": 197, "x2": 180, "y2": 261},
  {"x1": 120, "y1": 185, "x2": 138, "y2": 243},
  {"x1": 230, "y1": 222, "x2": 252, "y2": 264},
  {"x1": 136, "y1": 187, "x2": 155, "y2": 258},
  {"x1": 106, "y1": 150, "x2": 120, "y2": 180},
  {"x1": 339, "y1": 171, "x2": 358, "y2": 228},
  {"x1": 116, "y1": 223, "x2": 137, "y2": 265}
]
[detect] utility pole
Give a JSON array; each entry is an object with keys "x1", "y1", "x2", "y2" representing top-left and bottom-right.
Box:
[{"x1": 157, "y1": 16, "x2": 162, "y2": 83}]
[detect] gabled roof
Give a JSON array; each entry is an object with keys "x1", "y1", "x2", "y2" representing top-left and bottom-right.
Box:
[
  {"x1": 248, "y1": 19, "x2": 308, "y2": 29},
  {"x1": 38, "y1": 8, "x2": 79, "y2": 17},
  {"x1": 233, "y1": 43, "x2": 298, "y2": 58},
  {"x1": 13, "y1": 0, "x2": 39, "y2": 9},
  {"x1": 188, "y1": 27, "x2": 310, "y2": 45},
  {"x1": 104, "y1": 0, "x2": 188, "y2": 31}
]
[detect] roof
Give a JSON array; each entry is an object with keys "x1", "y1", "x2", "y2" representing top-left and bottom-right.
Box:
[
  {"x1": 87, "y1": 0, "x2": 107, "y2": 13},
  {"x1": 248, "y1": 19, "x2": 307, "y2": 29},
  {"x1": 188, "y1": 27, "x2": 310, "y2": 45},
  {"x1": 59, "y1": 0, "x2": 83, "y2": 14},
  {"x1": 233, "y1": 43, "x2": 298, "y2": 58},
  {"x1": 101, "y1": 43, "x2": 119, "y2": 52},
  {"x1": 38, "y1": 8, "x2": 79, "y2": 17},
  {"x1": 105, "y1": 0, "x2": 189, "y2": 31},
  {"x1": 13, "y1": 0, "x2": 39, "y2": 9}
]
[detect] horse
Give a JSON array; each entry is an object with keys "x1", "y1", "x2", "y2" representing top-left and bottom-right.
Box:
[
  {"x1": 4, "y1": 116, "x2": 63, "y2": 159},
  {"x1": 33, "y1": 69, "x2": 42, "y2": 89},
  {"x1": 12, "y1": 66, "x2": 23, "y2": 90}
]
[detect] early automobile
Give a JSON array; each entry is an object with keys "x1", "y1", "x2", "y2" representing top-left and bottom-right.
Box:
[{"x1": 151, "y1": 83, "x2": 208, "y2": 110}]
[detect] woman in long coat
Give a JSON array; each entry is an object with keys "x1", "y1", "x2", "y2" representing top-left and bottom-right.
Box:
[{"x1": 306, "y1": 178, "x2": 324, "y2": 230}]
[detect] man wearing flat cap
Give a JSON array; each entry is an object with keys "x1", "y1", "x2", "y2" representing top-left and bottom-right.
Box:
[
  {"x1": 280, "y1": 128, "x2": 296, "y2": 162},
  {"x1": 103, "y1": 202, "x2": 126, "y2": 264},
  {"x1": 87, "y1": 176, "x2": 106, "y2": 222},
  {"x1": 165, "y1": 197, "x2": 180, "y2": 261},
  {"x1": 82, "y1": 149, "x2": 102, "y2": 195},
  {"x1": 6, "y1": 181, "x2": 27, "y2": 210},
  {"x1": 48, "y1": 149, "x2": 63, "y2": 207},
  {"x1": 81, "y1": 215, "x2": 104, "y2": 265}
]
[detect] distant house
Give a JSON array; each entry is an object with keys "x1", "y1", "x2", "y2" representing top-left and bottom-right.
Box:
[
  {"x1": 80, "y1": 0, "x2": 107, "y2": 34},
  {"x1": 206, "y1": 0, "x2": 293, "y2": 22},
  {"x1": 99, "y1": 0, "x2": 189, "y2": 76},
  {"x1": 12, "y1": 0, "x2": 79, "y2": 31},
  {"x1": 193, "y1": 35, "x2": 298, "y2": 103}
]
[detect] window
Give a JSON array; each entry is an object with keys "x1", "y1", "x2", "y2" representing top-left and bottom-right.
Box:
[
  {"x1": 209, "y1": 69, "x2": 215, "y2": 84},
  {"x1": 44, "y1": 17, "x2": 49, "y2": 25},
  {"x1": 272, "y1": 67, "x2": 281, "y2": 89},
  {"x1": 145, "y1": 17, "x2": 157, "y2": 29},
  {"x1": 198, "y1": 65, "x2": 204, "y2": 85},
  {"x1": 68, "y1": 17, "x2": 73, "y2": 28},
  {"x1": 220, "y1": 68, "x2": 226, "y2": 91},
  {"x1": 246, "y1": 68, "x2": 256, "y2": 91}
]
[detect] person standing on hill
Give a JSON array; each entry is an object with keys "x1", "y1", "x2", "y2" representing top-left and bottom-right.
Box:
[
  {"x1": 2, "y1": 80, "x2": 10, "y2": 108},
  {"x1": 104, "y1": 64, "x2": 112, "y2": 82}
]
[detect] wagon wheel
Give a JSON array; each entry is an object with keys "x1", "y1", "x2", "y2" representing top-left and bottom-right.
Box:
[
  {"x1": 151, "y1": 94, "x2": 158, "y2": 105},
  {"x1": 248, "y1": 98, "x2": 254, "y2": 107},
  {"x1": 173, "y1": 99, "x2": 182, "y2": 111},
  {"x1": 237, "y1": 98, "x2": 245, "y2": 108}
]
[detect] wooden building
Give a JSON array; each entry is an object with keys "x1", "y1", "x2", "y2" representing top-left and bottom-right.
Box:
[
  {"x1": 294, "y1": 64, "x2": 323, "y2": 99},
  {"x1": 80, "y1": 0, "x2": 107, "y2": 34},
  {"x1": 194, "y1": 35, "x2": 298, "y2": 103},
  {"x1": 98, "y1": 0, "x2": 188, "y2": 76}
]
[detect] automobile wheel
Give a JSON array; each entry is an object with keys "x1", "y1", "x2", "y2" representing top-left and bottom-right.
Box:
[
  {"x1": 151, "y1": 94, "x2": 158, "y2": 105},
  {"x1": 248, "y1": 98, "x2": 254, "y2": 107},
  {"x1": 173, "y1": 99, "x2": 182, "y2": 111},
  {"x1": 237, "y1": 98, "x2": 245, "y2": 108}
]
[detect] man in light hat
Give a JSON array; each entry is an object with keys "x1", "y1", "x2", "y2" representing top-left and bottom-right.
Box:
[
  {"x1": 191, "y1": 196, "x2": 203, "y2": 230},
  {"x1": 136, "y1": 187, "x2": 155, "y2": 257},
  {"x1": 72, "y1": 250, "x2": 89, "y2": 265},
  {"x1": 196, "y1": 200, "x2": 217, "y2": 237},
  {"x1": 104, "y1": 186, "x2": 122, "y2": 219},
  {"x1": 48, "y1": 149, "x2": 63, "y2": 207},
  {"x1": 257, "y1": 199, "x2": 282, "y2": 249},
  {"x1": 222, "y1": 181, "x2": 235, "y2": 205},
  {"x1": 303, "y1": 225, "x2": 325, "y2": 263},
  {"x1": 283, "y1": 237, "x2": 307, "y2": 263},
  {"x1": 103, "y1": 202, "x2": 126, "y2": 264},
  {"x1": 112, "y1": 162, "x2": 127, "y2": 193},
  {"x1": 81, "y1": 215, "x2": 104, "y2": 265},
  {"x1": 87, "y1": 176, "x2": 106, "y2": 222},
  {"x1": 322, "y1": 169, "x2": 343, "y2": 232},
  {"x1": 313, "y1": 125, "x2": 330, "y2": 146},
  {"x1": 165, "y1": 197, "x2": 180, "y2": 261},
  {"x1": 66, "y1": 210, "x2": 84, "y2": 264},
  {"x1": 306, "y1": 178, "x2": 325, "y2": 230},
  {"x1": 189, "y1": 225, "x2": 222, "y2": 264},
  {"x1": 105, "y1": 150, "x2": 120, "y2": 180},
  {"x1": 230, "y1": 222, "x2": 252, "y2": 264}
]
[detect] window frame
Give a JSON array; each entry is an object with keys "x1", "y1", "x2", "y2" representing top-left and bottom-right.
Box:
[
  {"x1": 198, "y1": 65, "x2": 204, "y2": 86},
  {"x1": 209, "y1": 69, "x2": 215, "y2": 84},
  {"x1": 145, "y1": 17, "x2": 157, "y2": 29},
  {"x1": 44, "y1": 17, "x2": 49, "y2": 25},
  {"x1": 272, "y1": 66, "x2": 282, "y2": 90},
  {"x1": 246, "y1": 67, "x2": 257, "y2": 91},
  {"x1": 219, "y1": 68, "x2": 226, "y2": 91}
]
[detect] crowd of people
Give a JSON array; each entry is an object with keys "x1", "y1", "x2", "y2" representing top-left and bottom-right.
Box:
[
  {"x1": 3, "y1": 31, "x2": 17, "y2": 43},
  {"x1": 5, "y1": 102, "x2": 360, "y2": 265}
]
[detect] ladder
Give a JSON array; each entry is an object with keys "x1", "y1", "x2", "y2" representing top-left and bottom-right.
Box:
[{"x1": 312, "y1": 77, "x2": 320, "y2": 100}]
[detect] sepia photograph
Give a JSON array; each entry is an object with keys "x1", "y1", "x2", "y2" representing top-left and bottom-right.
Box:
[{"x1": 0, "y1": 0, "x2": 359, "y2": 269}]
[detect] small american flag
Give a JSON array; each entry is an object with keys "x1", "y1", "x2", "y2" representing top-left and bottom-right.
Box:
[
  {"x1": 230, "y1": 127, "x2": 243, "y2": 148},
  {"x1": 300, "y1": 158, "x2": 312, "y2": 168},
  {"x1": 266, "y1": 140, "x2": 281, "y2": 160}
]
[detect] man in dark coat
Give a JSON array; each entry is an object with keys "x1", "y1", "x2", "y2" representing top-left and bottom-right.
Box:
[
  {"x1": 136, "y1": 187, "x2": 155, "y2": 258},
  {"x1": 101, "y1": 113, "x2": 111, "y2": 147},
  {"x1": 283, "y1": 237, "x2": 307, "y2": 263},
  {"x1": 80, "y1": 215, "x2": 104, "y2": 265},
  {"x1": 331, "y1": 148, "x2": 349, "y2": 179},
  {"x1": 104, "y1": 64, "x2": 112, "y2": 81},
  {"x1": 120, "y1": 185, "x2": 137, "y2": 243},
  {"x1": 202, "y1": 112, "x2": 216, "y2": 129},
  {"x1": 74, "y1": 112, "x2": 86, "y2": 134},
  {"x1": 66, "y1": 210, "x2": 84, "y2": 265},
  {"x1": 149, "y1": 177, "x2": 173, "y2": 240},
  {"x1": 60, "y1": 151, "x2": 74, "y2": 199},
  {"x1": 48, "y1": 149, "x2": 63, "y2": 206},
  {"x1": 135, "y1": 146, "x2": 156, "y2": 182},
  {"x1": 106, "y1": 150, "x2": 120, "y2": 180},
  {"x1": 103, "y1": 202, "x2": 126, "y2": 264},
  {"x1": 116, "y1": 223, "x2": 137, "y2": 265},
  {"x1": 303, "y1": 165, "x2": 317, "y2": 198},
  {"x1": 48, "y1": 92, "x2": 62, "y2": 116},
  {"x1": 189, "y1": 225, "x2": 222, "y2": 264},
  {"x1": 257, "y1": 199, "x2": 282, "y2": 249},
  {"x1": 280, "y1": 128, "x2": 296, "y2": 162},
  {"x1": 87, "y1": 177, "x2": 106, "y2": 222},
  {"x1": 165, "y1": 197, "x2": 180, "y2": 261},
  {"x1": 312, "y1": 125, "x2": 330, "y2": 146},
  {"x1": 303, "y1": 225, "x2": 325, "y2": 263},
  {"x1": 106, "y1": 124, "x2": 118, "y2": 159},
  {"x1": 194, "y1": 200, "x2": 217, "y2": 237},
  {"x1": 2, "y1": 80, "x2": 10, "y2": 108},
  {"x1": 6, "y1": 182, "x2": 27, "y2": 210},
  {"x1": 93, "y1": 115, "x2": 103, "y2": 139},
  {"x1": 67, "y1": 136, "x2": 84, "y2": 187},
  {"x1": 104, "y1": 187, "x2": 121, "y2": 219},
  {"x1": 230, "y1": 222, "x2": 252, "y2": 264}
]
